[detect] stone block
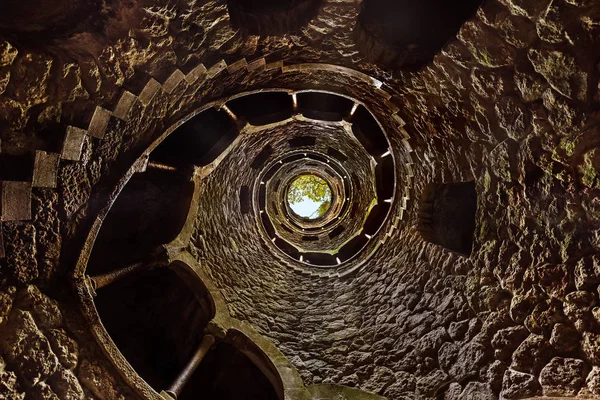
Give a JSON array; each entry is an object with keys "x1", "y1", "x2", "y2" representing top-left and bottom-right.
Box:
[
  {"x1": 227, "y1": 58, "x2": 247, "y2": 74},
  {"x1": 61, "y1": 126, "x2": 86, "y2": 162},
  {"x1": 16, "y1": 286, "x2": 63, "y2": 329},
  {"x1": 29, "y1": 382, "x2": 57, "y2": 399},
  {"x1": 49, "y1": 367, "x2": 84, "y2": 400},
  {"x1": 185, "y1": 63, "x2": 207, "y2": 84},
  {"x1": 78, "y1": 359, "x2": 126, "y2": 400},
  {"x1": 162, "y1": 69, "x2": 185, "y2": 94},
  {"x1": 501, "y1": 369, "x2": 541, "y2": 399},
  {"x1": 1, "y1": 223, "x2": 38, "y2": 283},
  {"x1": 32, "y1": 151, "x2": 59, "y2": 189},
  {"x1": 511, "y1": 334, "x2": 552, "y2": 374},
  {"x1": 138, "y1": 78, "x2": 161, "y2": 106},
  {"x1": 247, "y1": 58, "x2": 266, "y2": 72},
  {"x1": 539, "y1": 357, "x2": 585, "y2": 396},
  {"x1": 46, "y1": 329, "x2": 78, "y2": 369},
  {"x1": 206, "y1": 60, "x2": 227, "y2": 79},
  {"x1": 1, "y1": 181, "x2": 32, "y2": 221},
  {"x1": 0, "y1": 310, "x2": 58, "y2": 386},
  {"x1": 0, "y1": 355, "x2": 23, "y2": 399},
  {"x1": 587, "y1": 366, "x2": 600, "y2": 395},
  {"x1": 0, "y1": 286, "x2": 16, "y2": 325},
  {"x1": 87, "y1": 106, "x2": 111, "y2": 139},
  {"x1": 112, "y1": 90, "x2": 136, "y2": 121}
]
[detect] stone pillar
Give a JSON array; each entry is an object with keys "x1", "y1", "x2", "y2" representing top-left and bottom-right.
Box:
[{"x1": 163, "y1": 334, "x2": 216, "y2": 399}]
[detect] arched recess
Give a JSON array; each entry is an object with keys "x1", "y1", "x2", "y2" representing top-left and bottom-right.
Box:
[
  {"x1": 150, "y1": 108, "x2": 238, "y2": 169},
  {"x1": 350, "y1": 105, "x2": 388, "y2": 157},
  {"x1": 417, "y1": 181, "x2": 477, "y2": 255},
  {"x1": 226, "y1": 0, "x2": 322, "y2": 35},
  {"x1": 93, "y1": 261, "x2": 215, "y2": 392},
  {"x1": 86, "y1": 167, "x2": 195, "y2": 276},
  {"x1": 296, "y1": 91, "x2": 354, "y2": 121},
  {"x1": 176, "y1": 329, "x2": 284, "y2": 400},
  {"x1": 178, "y1": 341, "x2": 281, "y2": 400},
  {"x1": 227, "y1": 91, "x2": 294, "y2": 125},
  {"x1": 354, "y1": 0, "x2": 482, "y2": 70}
]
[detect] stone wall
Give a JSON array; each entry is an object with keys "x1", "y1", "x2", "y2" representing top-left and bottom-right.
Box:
[
  {"x1": 189, "y1": 0, "x2": 600, "y2": 397},
  {"x1": 0, "y1": 0, "x2": 599, "y2": 399},
  {"x1": 0, "y1": 285, "x2": 138, "y2": 399}
]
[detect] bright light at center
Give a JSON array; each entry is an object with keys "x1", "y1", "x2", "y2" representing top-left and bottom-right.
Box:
[{"x1": 286, "y1": 174, "x2": 332, "y2": 220}]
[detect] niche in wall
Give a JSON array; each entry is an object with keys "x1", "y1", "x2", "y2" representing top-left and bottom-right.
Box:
[
  {"x1": 94, "y1": 265, "x2": 214, "y2": 391},
  {"x1": 179, "y1": 341, "x2": 280, "y2": 400},
  {"x1": 417, "y1": 181, "x2": 477, "y2": 255},
  {"x1": 87, "y1": 168, "x2": 194, "y2": 276},
  {"x1": 355, "y1": 0, "x2": 482, "y2": 70}
]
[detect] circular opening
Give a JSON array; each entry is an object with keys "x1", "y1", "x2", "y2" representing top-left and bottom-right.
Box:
[{"x1": 286, "y1": 174, "x2": 332, "y2": 220}]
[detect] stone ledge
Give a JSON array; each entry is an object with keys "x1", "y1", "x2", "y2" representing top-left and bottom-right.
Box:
[
  {"x1": 61, "y1": 126, "x2": 86, "y2": 162},
  {"x1": 32, "y1": 151, "x2": 59, "y2": 189},
  {"x1": 0, "y1": 181, "x2": 32, "y2": 221},
  {"x1": 87, "y1": 106, "x2": 111, "y2": 139},
  {"x1": 112, "y1": 90, "x2": 137, "y2": 121}
]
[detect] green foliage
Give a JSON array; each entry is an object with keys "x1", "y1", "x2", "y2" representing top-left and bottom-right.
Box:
[{"x1": 287, "y1": 174, "x2": 332, "y2": 219}]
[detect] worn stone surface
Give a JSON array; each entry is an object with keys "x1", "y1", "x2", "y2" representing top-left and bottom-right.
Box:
[
  {"x1": 539, "y1": 357, "x2": 585, "y2": 396},
  {"x1": 1, "y1": 224, "x2": 38, "y2": 284},
  {"x1": 0, "y1": 0, "x2": 598, "y2": 399},
  {"x1": 0, "y1": 354, "x2": 24, "y2": 399},
  {"x1": 0, "y1": 284, "x2": 132, "y2": 399},
  {"x1": 501, "y1": 369, "x2": 541, "y2": 399}
]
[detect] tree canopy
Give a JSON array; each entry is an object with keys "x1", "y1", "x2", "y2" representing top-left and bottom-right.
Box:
[{"x1": 287, "y1": 174, "x2": 332, "y2": 219}]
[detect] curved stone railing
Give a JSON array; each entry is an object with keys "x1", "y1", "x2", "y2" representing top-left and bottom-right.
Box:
[{"x1": 0, "y1": 55, "x2": 415, "y2": 399}]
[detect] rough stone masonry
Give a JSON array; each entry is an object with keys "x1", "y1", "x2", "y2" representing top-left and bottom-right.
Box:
[{"x1": 0, "y1": 0, "x2": 600, "y2": 399}]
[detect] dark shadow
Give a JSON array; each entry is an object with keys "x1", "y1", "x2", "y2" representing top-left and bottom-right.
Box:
[
  {"x1": 261, "y1": 213, "x2": 276, "y2": 238},
  {"x1": 275, "y1": 238, "x2": 300, "y2": 259},
  {"x1": 328, "y1": 225, "x2": 344, "y2": 239},
  {"x1": 0, "y1": 154, "x2": 33, "y2": 182},
  {"x1": 375, "y1": 156, "x2": 395, "y2": 199},
  {"x1": 0, "y1": 0, "x2": 108, "y2": 48},
  {"x1": 363, "y1": 203, "x2": 390, "y2": 236},
  {"x1": 258, "y1": 186, "x2": 266, "y2": 209},
  {"x1": 240, "y1": 186, "x2": 251, "y2": 214},
  {"x1": 351, "y1": 106, "x2": 389, "y2": 156},
  {"x1": 227, "y1": 0, "x2": 322, "y2": 35},
  {"x1": 355, "y1": 0, "x2": 482, "y2": 70},
  {"x1": 298, "y1": 92, "x2": 354, "y2": 122},
  {"x1": 302, "y1": 235, "x2": 319, "y2": 242},
  {"x1": 303, "y1": 252, "x2": 335, "y2": 266},
  {"x1": 94, "y1": 266, "x2": 213, "y2": 392},
  {"x1": 280, "y1": 224, "x2": 293, "y2": 234},
  {"x1": 352, "y1": 172, "x2": 361, "y2": 192},
  {"x1": 337, "y1": 235, "x2": 369, "y2": 260},
  {"x1": 289, "y1": 136, "x2": 317, "y2": 148},
  {"x1": 151, "y1": 108, "x2": 237, "y2": 168},
  {"x1": 252, "y1": 146, "x2": 274, "y2": 169},
  {"x1": 179, "y1": 341, "x2": 280, "y2": 400},
  {"x1": 417, "y1": 181, "x2": 477, "y2": 255},
  {"x1": 327, "y1": 147, "x2": 348, "y2": 163},
  {"x1": 87, "y1": 168, "x2": 194, "y2": 276},
  {"x1": 228, "y1": 92, "x2": 294, "y2": 126}
]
